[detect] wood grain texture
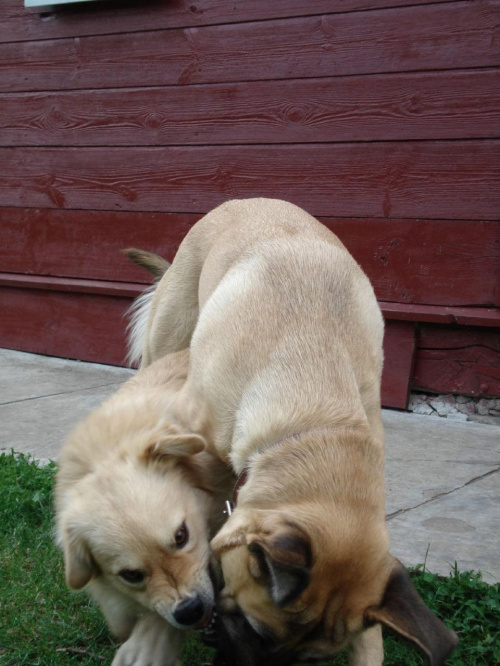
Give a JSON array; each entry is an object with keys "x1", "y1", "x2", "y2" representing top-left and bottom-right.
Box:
[
  {"x1": 329, "y1": 219, "x2": 500, "y2": 308},
  {"x1": 413, "y1": 325, "x2": 500, "y2": 396},
  {"x1": 1, "y1": 142, "x2": 498, "y2": 220},
  {"x1": 0, "y1": 0, "x2": 460, "y2": 45},
  {"x1": 1, "y1": 209, "x2": 499, "y2": 307},
  {"x1": 2, "y1": 69, "x2": 498, "y2": 146},
  {"x1": 2, "y1": 2, "x2": 498, "y2": 92},
  {"x1": 0, "y1": 208, "x2": 198, "y2": 283}
]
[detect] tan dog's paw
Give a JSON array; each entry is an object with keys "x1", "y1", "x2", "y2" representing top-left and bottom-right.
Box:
[{"x1": 112, "y1": 613, "x2": 184, "y2": 666}]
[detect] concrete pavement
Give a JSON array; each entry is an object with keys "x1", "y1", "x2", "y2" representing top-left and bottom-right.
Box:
[{"x1": 1, "y1": 348, "x2": 499, "y2": 583}]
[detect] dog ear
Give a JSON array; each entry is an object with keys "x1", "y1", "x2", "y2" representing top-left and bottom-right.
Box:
[
  {"x1": 63, "y1": 530, "x2": 99, "y2": 590},
  {"x1": 146, "y1": 433, "x2": 206, "y2": 460},
  {"x1": 365, "y1": 559, "x2": 458, "y2": 666},
  {"x1": 248, "y1": 521, "x2": 312, "y2": 607},
  {"x1": 211, "y1": 510, "x2": 253, "y2": 553}
]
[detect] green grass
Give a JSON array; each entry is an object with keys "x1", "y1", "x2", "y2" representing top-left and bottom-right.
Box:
[{"x1": 1, "y1": 451, "x2": 499, "y2": 665}]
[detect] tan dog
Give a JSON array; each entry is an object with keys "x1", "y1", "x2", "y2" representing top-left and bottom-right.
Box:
[
  {"x1": 131, "y1": 198, "x2": 458, "y2": 665},
  {"x1": 55, "y1": 350, "x2": 232, "y2": 666}
]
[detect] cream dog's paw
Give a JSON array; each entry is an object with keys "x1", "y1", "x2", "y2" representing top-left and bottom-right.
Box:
[{"x1": 112, "y1": 613, "x2": 184, "y2": 666}]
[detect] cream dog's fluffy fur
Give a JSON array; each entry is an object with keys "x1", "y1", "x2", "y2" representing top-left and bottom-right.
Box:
[
  {"x1": 55, "y1": 350, "x2": 232, "y2": 666},
  {"x1": 131, "y1": 198, "x2": 458, "y2": 665}
]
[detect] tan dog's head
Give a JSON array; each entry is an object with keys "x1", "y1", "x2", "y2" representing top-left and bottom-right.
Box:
[
  {"x1": 57, "y1": 423, "x2": 217, "y2": 630},
  {"x1": 210, "y1": 505, "x2": 458, "y2": 665}
]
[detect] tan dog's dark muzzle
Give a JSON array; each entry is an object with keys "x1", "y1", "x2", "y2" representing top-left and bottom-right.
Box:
[{"x1": 206, "y1": 609, "x2": 294, "y2": 666}]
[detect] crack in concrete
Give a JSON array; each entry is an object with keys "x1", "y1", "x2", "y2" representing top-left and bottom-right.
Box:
[
  {"x1": 0, "y1": 381, "x2": 126, "y2": 407},
  {"x1": 387, "y1": 466, "x2": 500, "y2": 521}
]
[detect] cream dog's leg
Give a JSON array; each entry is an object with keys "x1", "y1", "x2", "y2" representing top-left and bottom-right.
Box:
[
  {"x1": 112, "y1": 612, "x2": 185, "y2": 666},
  {"x1": 87, "y1": 580, "x2": 142, "y2": 640},
  {"x1": 348, "y1": 625, "x2": 384, "y2": 666}
]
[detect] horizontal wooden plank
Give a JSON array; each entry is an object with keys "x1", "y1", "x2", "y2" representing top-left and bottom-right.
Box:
[
  {"x1": 417, "y1": 326, "x2": 500, "y2": 352},
  {"x1": 1, "y1": 142, "x2": 498, "y2": 220},
  {"x1": 0, "y1": 285, "x2": 130, "y2": 366},
  {"x1": 0, "y1": 273, "x2": 142, "y2": 298},
  {"x1": 1, "y1": 209, "x2": 499, "y2": 307},
  {"x1": 381, "y1": 320, "x2": 416, "y2": 409},
  {"x1": 1, "y1": 2, "x2": 498, "y2": 92},
  {"x1": 380, "y1": 303, "x2": 500, "y2": 327},
  {"x1": 413, "y1": 324, "x2": 500, "y2": 396},
  {"x1": 0, "y1": 208, "x2": 197, "y2": 284},
  {"x1": 2, "y1": 69, "x2": 498, "y2": 146},
  {"x1": 330, "y1": 219, "x2": 500, "y2": 308},
  {"x1": 2, "y1": 272, "x2": 500, "y2": 330},
  {"x1": 1, "y1": 0, "x2": 457, "y2": 44}
]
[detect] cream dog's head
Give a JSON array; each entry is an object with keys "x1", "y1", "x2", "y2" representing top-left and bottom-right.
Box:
[
  {"x1": 211, "y1": 497, "x2": 458, "y2": 665},
  {"x1": 56, "y1": 409, "x2": 218, "y2": 631}
]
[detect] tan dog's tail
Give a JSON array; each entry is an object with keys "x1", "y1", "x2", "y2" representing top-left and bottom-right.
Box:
[
  {"x1": 123, "y1": 248, "x2": 169, "y2": 367},
  {"x1": 122, "y1": 248, "x2": 170, "y2": 279}
]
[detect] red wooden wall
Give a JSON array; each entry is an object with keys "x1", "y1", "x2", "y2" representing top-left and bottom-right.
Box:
[{"x1": 0, "y1": 0, "x2": 499, "y2": 408}]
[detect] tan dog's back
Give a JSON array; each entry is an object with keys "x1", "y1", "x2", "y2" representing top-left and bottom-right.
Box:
[{"x1": 143, "y1": 199, "x2": 384, "y2": 469}]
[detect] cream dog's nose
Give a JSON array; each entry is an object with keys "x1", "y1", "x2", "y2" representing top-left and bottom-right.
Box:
[{"x1": 173, "y1": 595, "x2": 205, "y2": 626}]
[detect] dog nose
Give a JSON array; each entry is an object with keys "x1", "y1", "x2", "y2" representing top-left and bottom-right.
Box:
[{"x1": 173, "y1": 596, "x2": 205, "y2": 626}]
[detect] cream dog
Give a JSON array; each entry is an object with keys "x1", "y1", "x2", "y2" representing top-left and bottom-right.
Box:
[
  {"x1": 130, "y1": 198, "x2": 458, "y2": 665},
  {"x1": 55, "y1": 349, "x2": 232, "y2": 666}
]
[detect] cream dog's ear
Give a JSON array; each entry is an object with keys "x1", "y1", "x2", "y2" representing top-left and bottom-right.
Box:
[
  {"x1": 365, "y1": 559, "x2": 458, "y2": 666},
  {"x1": 145, "y1": 433, "x2": 206, "y2": 460},
  {"x1": 63, "y1": 528, "x2": 99, "y2": 590}
]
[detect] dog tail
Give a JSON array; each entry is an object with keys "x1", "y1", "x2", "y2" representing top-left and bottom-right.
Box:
[
  {"x1": 122, "y1": 248, "x2": 170, "y2": 366},
  {"x1": 122, "y1": 247, "x2": 170, "y2": 279}
]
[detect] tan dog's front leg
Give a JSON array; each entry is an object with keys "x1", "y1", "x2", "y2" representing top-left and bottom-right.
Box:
[
  {"x1": 348, "y1": 625, "x2": 384, "y2": 666},
  {"x1": 112, "y1": 612, "x2": 185, "y2": 666}
]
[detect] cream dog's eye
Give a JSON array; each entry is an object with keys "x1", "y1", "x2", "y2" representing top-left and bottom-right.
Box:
[
  {"x1": 174, "y1": 522, "x2": 189, "y2": 548},
  {"x1": 119, "y1": 569, "x2": 145, "y2": 584}
]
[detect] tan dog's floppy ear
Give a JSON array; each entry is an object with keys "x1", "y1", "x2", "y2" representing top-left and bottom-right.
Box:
[
  {"x1": 146, "y1": 433, "x2": 206, "y2": 460},
  {"x1": 63, "y1": 530, "x2": 98, "y2": 590},
  {"x1": 365, "y1": 559, "x2": 458, "y2": 666},
  {"x1": 248, "y1": 521, "x2": 312, "y2": 607}
]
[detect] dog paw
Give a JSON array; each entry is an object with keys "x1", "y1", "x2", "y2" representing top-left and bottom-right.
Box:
[{"x1": 111, "y1": 613, "x2": 184, "y2": 666}]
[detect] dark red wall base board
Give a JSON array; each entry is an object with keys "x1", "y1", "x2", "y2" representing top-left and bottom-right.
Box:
[
  {"x1": 0, "y1": 286, "x2": 130, "y2": 367},
  {"x1": 1, "y1": 283, "x2": 498, "y2": 404},
  {"x1": 413, "y1": 325, "x2": 500, "y2": 398},
  {"x1": 381, "y1": 320, "x2": 416, "y2": 409},
  {"x1": 0, "y1": 284, "x2": 417, "y2": 409}
]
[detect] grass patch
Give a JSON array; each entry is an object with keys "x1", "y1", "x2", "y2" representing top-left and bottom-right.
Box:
[{"x1": 1, "y1": 451, "x2": 499, "y2": 665}]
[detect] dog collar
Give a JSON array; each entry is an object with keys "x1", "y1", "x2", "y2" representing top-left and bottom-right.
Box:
[{"x1": 224, "y1": 468, "x2": 248, "y2": 517}]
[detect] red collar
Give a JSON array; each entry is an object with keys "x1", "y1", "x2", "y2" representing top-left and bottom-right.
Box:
[
  {"x1": 224, "y1": 468, "x2": 248, "y2": 516},
  {"x1": 232, "y1": 468, "x2": 249, "y2": 506}
]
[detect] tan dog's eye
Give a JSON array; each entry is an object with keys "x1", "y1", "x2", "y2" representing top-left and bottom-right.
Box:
[
  {"x1": 119, "y1": 569, "x2": 145, "y2": 584},
  {"x1": 175, "y1": 522, "x2": 189, "y2": 549}
]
